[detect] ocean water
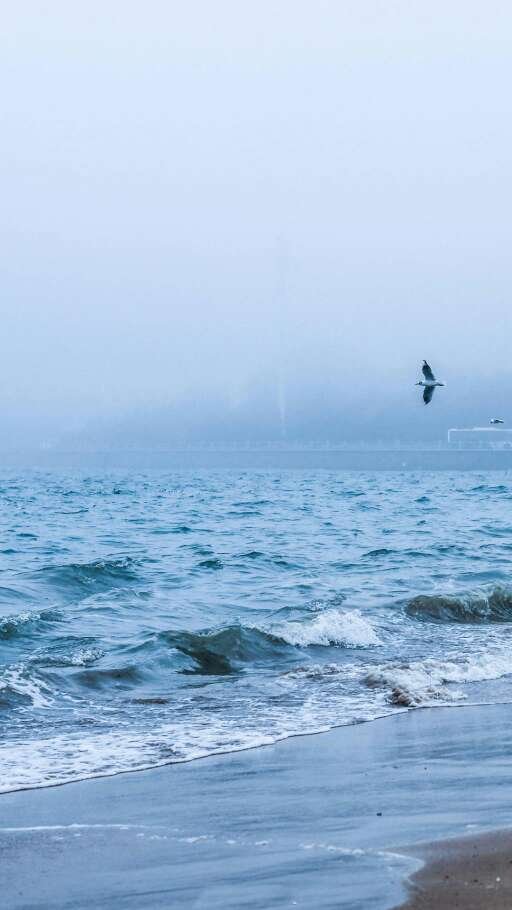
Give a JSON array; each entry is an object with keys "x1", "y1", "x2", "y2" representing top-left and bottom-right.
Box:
[{"x1": 2, "y1": 467, "x2": 512, "y2": 794}]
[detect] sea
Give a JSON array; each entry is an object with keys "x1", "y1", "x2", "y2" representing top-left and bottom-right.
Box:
[{"x1": 2, "y1": 461, "x2": 512, "y2": 794}]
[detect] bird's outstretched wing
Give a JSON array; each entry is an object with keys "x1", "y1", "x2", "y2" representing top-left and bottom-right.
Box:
[
  {"x1": 423, "y1": 385, "x2": 435, "y2": 405},
  {"x1": 422, "y1": 360, "x2": 435, "y2": 381}
]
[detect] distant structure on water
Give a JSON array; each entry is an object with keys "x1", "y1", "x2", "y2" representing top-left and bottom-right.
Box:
[{"x1": 448, "y1": 427, "x2": 512, "y2": 449}]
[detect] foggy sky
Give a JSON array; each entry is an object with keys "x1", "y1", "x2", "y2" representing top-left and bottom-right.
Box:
[{"x1": 2, "y1": 1, "x2": 512, "y2": 446}]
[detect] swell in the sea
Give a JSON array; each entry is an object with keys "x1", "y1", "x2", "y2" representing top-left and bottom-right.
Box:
[{"x1": 2, "y1": 584, "x2": 512, "y2": 794}]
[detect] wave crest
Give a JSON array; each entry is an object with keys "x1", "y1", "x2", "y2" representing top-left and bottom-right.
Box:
[
  {"x1": 271, "y1": 609, "x2": 381, "y2": 648},
  {"x1": 0, "y1": 609, "x2": 60, "y2": 640},
  {"x1": 162, "y1": 609, "x2": 380, "y2": 675},
  {"x1": 38, "y1": 558, "x2": 141, "y2": 594},
  {"x1": 406, "y1": 587, "x2": 512, "y2": 623},
  {"x1": 162, "y1": 625, "x2": 283, "y2": 675}
]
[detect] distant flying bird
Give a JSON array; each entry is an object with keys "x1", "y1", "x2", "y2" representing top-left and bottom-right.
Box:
[
  {"x1": 490, "y1": 418, "x2": 505, "y2": 425},
  {"x1": 416, "y1": 360, "x2": 445, "y2": 405}
]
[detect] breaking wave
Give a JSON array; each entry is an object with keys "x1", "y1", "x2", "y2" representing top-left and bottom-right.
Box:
[
  {"x1": 365, "y1": 649, "x2": 512, "y2": 707},
  {"x1": 5, "y1": 467, "x2": 512, "y2": 794},
  {"x1": 0, "y1": 668, "x2": 53, "y2": 710},
  {"x1": 270, "y1": 609, "x2": 381, "y2": 648},
  {"x1": 406, "y1": 587, "x2": 512, "y2": 623},
  {"x1": 0, "y1": 609, "x2": 61, "y2": 640},
  {"x1": 161, "y1": 610, "x2": 381, "y2": 674},
  {"x1": 162, "y1": 625, "x2": 282, "y2": 674}
]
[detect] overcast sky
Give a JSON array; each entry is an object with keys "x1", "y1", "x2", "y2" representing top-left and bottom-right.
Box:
[{"x1": 2, "y1": 1, "x2": 512, "y2": 443}]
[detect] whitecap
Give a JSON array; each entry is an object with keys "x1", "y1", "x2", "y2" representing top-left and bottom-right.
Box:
[
  {"x1": 271, "y1": 609, "x2": 381, "y2": 648},
  {"x1": 365, "y1": 648, "x2": 512, "y2": 706}
]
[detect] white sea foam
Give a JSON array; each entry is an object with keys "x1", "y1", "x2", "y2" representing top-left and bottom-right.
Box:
[
  {"x1": 0, "y1": 668, "x2": 53, "y2": 709},
  {"x1": 272, "y1": 609, "x2": 381, "y2": 648},
  {"x1": 0, "y1": 609, "x2": 58, "y2": 636},
  {"x1": 2, "y1": 636, "x2": 510, "y2": 793},
  {"x1": 1, "y1": 641, "x2": 510, "y2": 793},
  {"x1": 0, "y1": 724, "x2": 286, "y2": 794},
  {"x1": 301, "y1": 842, "x2": 365, "y2": 855},
  {"x1": 0, "y1": 692, "x2": 386, "y2": 794},
  {"x1": 0, "y1": 611, "x2": 33, "y2": 629},
  {"x1": 5, "y1": 465, "x2": 512, "y2": 799},
  {"x1": 69, "y1": 647, "x2": 105, "y2": 666},
  {"x1": 365, "y1": 648, "x2": 512, "y2": 706}
]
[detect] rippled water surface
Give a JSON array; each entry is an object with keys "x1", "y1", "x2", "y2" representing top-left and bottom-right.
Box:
[{"x1": 2, "y1": 468, "x2": 512, "y2": 792}]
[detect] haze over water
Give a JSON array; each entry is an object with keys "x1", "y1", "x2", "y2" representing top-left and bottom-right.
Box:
[
  {"x1": 3, "y1": 2, "x2": 512, "y2": 448},
  {"x1": 2, "y1": 465, "x2": 512, "y2": 793}
]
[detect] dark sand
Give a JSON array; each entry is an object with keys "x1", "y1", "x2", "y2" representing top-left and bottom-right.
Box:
[
  {"x1": 397, "y1": 830, "x2": 512, "y2": 909},
  {"x1": 2, "y1": 703, "x2": 512, "y2": 908}
]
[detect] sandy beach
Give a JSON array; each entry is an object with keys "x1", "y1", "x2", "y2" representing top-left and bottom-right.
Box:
[
  {"x1": 1, "y1": 702, "x2": 512, "y2": 909},
  {"x1": 397, "y1": 830, "x2": 512, "y2": 909}
]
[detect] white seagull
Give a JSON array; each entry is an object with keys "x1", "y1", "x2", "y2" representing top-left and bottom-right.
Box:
[
  {"x1": 490, "y1": 418, "x2": 505, "y2": 425},
  {"x1": 416, "y1": 360, "x2": 445, "y2": 405}
]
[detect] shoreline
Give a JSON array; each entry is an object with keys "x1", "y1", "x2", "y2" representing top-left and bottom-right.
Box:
[
  {"x1": 2, "y1": 702, "x2": 512, "y2": 908},
  {"x1": 395, "y1": 830, "x2": 512, "y2": 908},
  {"x1": 3, "y1": 697, "x2": 512, "y2": 798}
]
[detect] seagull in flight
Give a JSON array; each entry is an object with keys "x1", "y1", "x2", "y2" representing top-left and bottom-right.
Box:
[
  {"x1": 416, "y1": 360, "x2": 445, "y2": 405},
  {"x1": 490, "y1": 418, "x2": 505, "y2": 425}
]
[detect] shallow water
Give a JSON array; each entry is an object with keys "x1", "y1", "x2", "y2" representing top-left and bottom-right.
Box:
[{"x1": 2, "y1": 467, "x2": 512, "y2": 792}]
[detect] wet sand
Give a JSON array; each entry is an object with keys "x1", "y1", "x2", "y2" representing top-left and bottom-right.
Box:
[
  {"x1": 397, "y1": 830, "x2": 512, "y2": 909},
  {"x1": 2, "y1": 702, "x2": 512, "y2": 908}
]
